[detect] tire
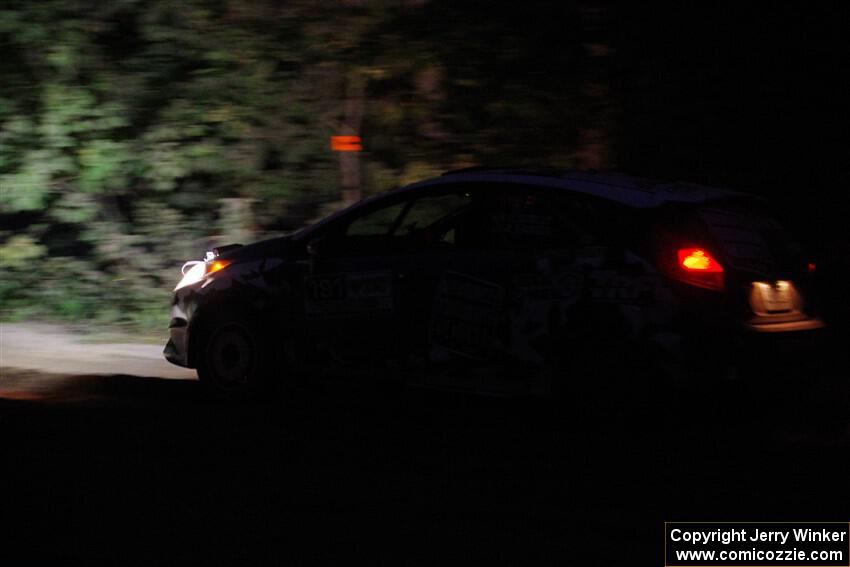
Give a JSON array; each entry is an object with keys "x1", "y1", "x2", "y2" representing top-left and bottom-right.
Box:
[{"x1": 196, "y1": 315, "x2": 273, "y2": 398}]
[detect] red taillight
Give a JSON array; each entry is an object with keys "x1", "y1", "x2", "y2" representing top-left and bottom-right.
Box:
[
  {"x1": 678, "y1": 248, "x2": 724, "y2": 273},
  {"x1": 672, "y1": 247, "x2": 725, "y2": 291},
  {"x1": 807, "y1": 262, "x2": 816, "y2": 273}
]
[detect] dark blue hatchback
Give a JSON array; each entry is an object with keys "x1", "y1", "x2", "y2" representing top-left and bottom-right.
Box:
[{"x1": 165, "y1": 169, "x2": 825, "y2": 398}]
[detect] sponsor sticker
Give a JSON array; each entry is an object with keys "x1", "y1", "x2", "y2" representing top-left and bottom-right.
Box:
[
  {"x1": 431, "y1": 272, "x2": 504, "y2": 359},
  {"x1": 304, "y1": 272, "x2": 393, "y2": 318}
]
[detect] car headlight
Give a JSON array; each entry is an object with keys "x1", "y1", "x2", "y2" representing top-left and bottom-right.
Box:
[{"x1": 174, "y1": 259, "x2": 231, "y2": 291}]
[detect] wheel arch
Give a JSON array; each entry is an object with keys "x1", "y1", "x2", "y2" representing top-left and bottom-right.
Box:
[{"x1": 186, "y1": 291, "x2": 276, "y2": 369}]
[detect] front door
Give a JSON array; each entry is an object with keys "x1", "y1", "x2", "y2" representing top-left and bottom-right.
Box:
[{"x1": 300, "y1": 189, "x2": 474, "y2": 373}]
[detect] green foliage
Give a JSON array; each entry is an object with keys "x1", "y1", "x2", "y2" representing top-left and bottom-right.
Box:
[
  {"x1": 0, "y1": 235, "x2": 47, "y2": 268},
  {"x1": 1, "y1": 156, "x2": 53, "y2": 211}
]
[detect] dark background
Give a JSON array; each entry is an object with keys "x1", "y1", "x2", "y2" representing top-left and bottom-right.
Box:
[{"x1": 614, "y1": 3, "x2": 850, "y2": 246}]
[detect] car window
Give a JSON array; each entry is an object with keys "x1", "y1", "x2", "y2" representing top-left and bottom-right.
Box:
[
  {"x1": 316, "y1": 190, "x2": 472, "y2": 255},
  {"x1": 346, "y1": 201, "x2": 408, "y2": 236},
  {"x1": 395, "y1": 192, "x2": 471, "y2": 237},
  {"x1": 471, "y1": 185, "x2": 602, "y2": 250}
]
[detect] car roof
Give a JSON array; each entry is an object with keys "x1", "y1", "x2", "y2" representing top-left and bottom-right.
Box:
[
  {"x1": 294, "y1": 168, "x2": 755, "y2": 240},
  {"x1": 403, "y1": 168, "x2": 751, "y2": 209}
]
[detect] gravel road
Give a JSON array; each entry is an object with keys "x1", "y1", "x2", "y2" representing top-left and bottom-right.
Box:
[{"x1": 0, "y1": 322, "x2": 195, "y2": 382}]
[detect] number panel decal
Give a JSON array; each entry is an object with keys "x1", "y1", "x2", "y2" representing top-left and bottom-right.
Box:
[{"x1": 304, "y1": 272, "x2": 394, "y2": 318}]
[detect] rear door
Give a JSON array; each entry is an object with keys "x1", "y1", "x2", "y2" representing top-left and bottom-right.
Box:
[{"x1": 421, "y1": 184, "x2": 614, "y2": 395}]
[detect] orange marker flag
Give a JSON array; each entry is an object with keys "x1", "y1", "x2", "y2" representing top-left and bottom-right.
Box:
[{"x1": 331, "y1": 135, "x2": 362, "y2": 152}]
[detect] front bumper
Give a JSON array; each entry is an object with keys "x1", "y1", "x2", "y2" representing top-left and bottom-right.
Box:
[
  {"x1": 164, "y1": 289, "x2": 194, "y2": 368},
  {"x1": 164, "y1": 317, "x2": 190, "y2": 367}
]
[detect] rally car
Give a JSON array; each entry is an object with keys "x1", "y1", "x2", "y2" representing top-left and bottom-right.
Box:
[{"x1": 164, "y1": 168, "x2": 825, "y2": 398}]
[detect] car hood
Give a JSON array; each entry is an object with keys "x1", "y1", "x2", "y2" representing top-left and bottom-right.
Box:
[{"x1": 216, "y1": 235, "x2": 293, "y2": 262}]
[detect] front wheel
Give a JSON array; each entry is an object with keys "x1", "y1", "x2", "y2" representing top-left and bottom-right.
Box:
[{"x1": 196, "y1": 316, "x2": 272, "y2": 397}]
